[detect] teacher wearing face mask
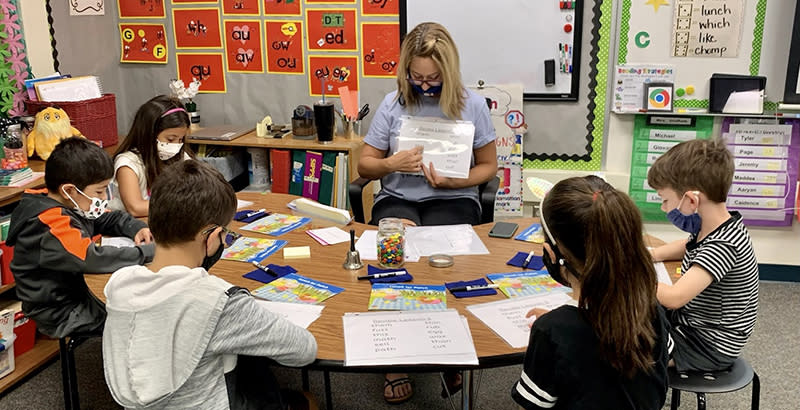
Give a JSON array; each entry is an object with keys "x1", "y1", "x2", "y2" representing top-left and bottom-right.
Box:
[
  {"x1": 358, "y1": 22, "x2": 497, "y2": 229},
  {"x1": 357, "y1": 22, "x2": 497, "y2": 404}
]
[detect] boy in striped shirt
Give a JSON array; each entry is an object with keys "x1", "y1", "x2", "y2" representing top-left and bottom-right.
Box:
[{"x1": 648, "y1": 138, "x2": 759, "y2": 373}]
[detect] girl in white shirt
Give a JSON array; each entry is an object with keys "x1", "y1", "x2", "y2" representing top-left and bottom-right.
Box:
[{"x1": 109, "y1": 95, "x2": 193, "y2": 216}]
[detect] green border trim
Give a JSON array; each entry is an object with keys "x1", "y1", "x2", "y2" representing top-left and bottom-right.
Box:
[
  {"x1": 759, "y1": 264, "x2": 800, "y2": 282},
  {"x1": 617, "y1": 0, "x2": 770, "y2": 109},
  {"x1": 524, "y1": 0, "x2": 609, "y2": 171}
]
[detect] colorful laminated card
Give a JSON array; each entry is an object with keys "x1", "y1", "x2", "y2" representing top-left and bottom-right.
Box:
[
  {"x1": 240, "y1": 213, "x2": 311, "y2": 236},
  {"x1": 368, "y1": 284, "x2": 447, "y2": 311},
  {"x1": 221, "y1": 237, "x2": 287, "y2": 263},
  {"x1": 487, "y1": 271, "x2": 570, "y2": 298},
  {"x1": 514, "y1": 223, "x2": 545, "y2": 243},
  {"x1": 253, "y1": 273, "x2": 343, "y2": 305}
]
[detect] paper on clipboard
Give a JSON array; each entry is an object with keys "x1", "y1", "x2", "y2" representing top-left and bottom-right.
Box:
[{"x1": 395, "y1": 116, "x2": 474, "y2": 179}]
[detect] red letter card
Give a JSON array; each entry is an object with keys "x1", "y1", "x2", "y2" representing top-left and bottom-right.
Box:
[
  {"x1": 306, "y1": 0, "x2": 355, "y2": 3},
  {"x1": 305, "y1": 8, "x2": 357, "y2": 52},
  {"x1": 172, "y1": 0, "x2": 218, "y2": 3},
  {"x1": 361, "y1": 0, "x2": 398, "y2": 16},
  {"x1": 120, "y1": 24, "x2": 169, "y2": 64},
  {"x1": 265, "y1": 20, "x2": 305, "y2": 75},
  {"x1": 172, "y1": 8, "x2": 223, "y2": 49},
  {"x1": 263, "y1": 0, "x2": 301, "y2": 16},
  {"x1": 308, "y1": 55, "x2": 359, "y2": 97},
  {"x1": 118, "y1": 0, "x2": 165, "y2": 18},
  {"x1": 360, "y1": 23, "x2": 399, "y2": 78},
  {"x1": 222, "y1": 0, "x2": 260, "y2": 15},
  {"x1": 176, "y1": 53, "x2": 227, "y2": 93},
  {"x1": 224, "y1": 20, "x2": 264, "y2": 73}
]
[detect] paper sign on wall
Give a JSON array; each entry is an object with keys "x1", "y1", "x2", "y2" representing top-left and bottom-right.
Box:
[
  {"x1": 672, "y1": 0, "x2": 744, "y2": 58},
  {"x1": 118, "y1": 0, "x2": 165, "y2": 18},
  {"x1": 172, "y1": 8, "x2": 223, "y2": 49},
  {"x1": 308, "y1": 55, "x2": 359, "y2": 97},
  {"x1": 71, "y1": 0, "x2": 105, "y2": 15},
  {"x1": 224, "y1": 20, "x2": 264, "y2": 73},
  {"x1": 305, "y1": 8, "x2": 358, "y2": 52},
  {"x1": 307, "y1": 0, "x2": 355, "y2": 3},
  {"x1": 222, "y1": 0, "x2": 260, "y2": 15},
  {"x1": 612, "y1": 64, "x2": 675, "y2": 113},
  {"x1": 176, "y1": 53, "x2": 227, "y2": 93},
  {"x1": 361, "y1": 23, "x2": 399, "y2": 78},
  {"x1": 362, "y1": 0, "x2": 398, "y2": 16},
  {"x1": 172, "y1": 0, "x2": 218, "y2": 3},
  {"x1": 265, "y1": 20, "x2": 305, "y2": 75},
  {"x1": 120, "y1": 24, "x2": 168, "y2": 64},
  {"x1": 263, "y1": 0, "x2": 301, "y2": 16}
]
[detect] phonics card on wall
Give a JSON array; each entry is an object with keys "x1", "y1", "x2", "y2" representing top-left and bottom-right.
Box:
[
  {"x1": 176, "y1": 53, "x2": 227, "y2": 93},
  {"x1": 306, "y1": 0, "x2": 355, "y2": 3},
  {"x1": 119, "y1": 24, "x2": 168, "y2": 64},
  {"x1": 172, "y1": 8, "x2": 223, "y2": 49},
  {"x1": 308, "y1": 55, "x2": 359, "y2": 97},
  {"x1": 222, "y1": 0, "x2": 260, "y2": 15},
  {"x1": 305, "y1": 8, "x2": 357, "y2": 52},
  {"x1": 224, "y1": 20, "x2": 264, "y2": 73},
  {"x1": 263, "y1": 0, "x2": 301, "y2": 16},
  {"x1": 360, "y1": 22, "x2": 399, "y2": 78},
  {"x1": 118, "y1": 0, "x2": 165, "y2": 18},
  {"x1": 361, "y1": 0, "x2": 398, "y2": 16},
  {"x1": 172, "y1": 0, "x2": 219, "y2": 3},
  {"x1": 265, "y1": 20, "x2": 305, "y2": 75}
]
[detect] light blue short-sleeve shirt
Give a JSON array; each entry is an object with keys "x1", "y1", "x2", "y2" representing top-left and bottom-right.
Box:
[{"x1": 363, "y1": 89, "x2": 496, "y2": 206}]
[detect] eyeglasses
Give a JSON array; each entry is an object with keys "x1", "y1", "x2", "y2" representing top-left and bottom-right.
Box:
[
  {"x1": 406, "y1": 76, "x2": 442, "y2": 87},
  {"x1": 202, "y1": 225, "x2": 243, "y2": 248}
]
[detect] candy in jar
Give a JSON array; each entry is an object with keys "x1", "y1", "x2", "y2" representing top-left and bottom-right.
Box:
[{"x1": 376, "y1": 217, "x2": 405, "y2": 269}]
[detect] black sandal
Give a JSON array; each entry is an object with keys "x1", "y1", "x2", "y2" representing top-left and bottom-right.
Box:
[
  {"x1": 384, "y1": 376, "x2": 413, "y2": 404},
  {"x1": 440, "y1": 370, "x2": 463, "y2": 398}
]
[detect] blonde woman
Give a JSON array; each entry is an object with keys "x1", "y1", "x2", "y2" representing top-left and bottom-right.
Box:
[{"x1": 357, "y1": 22, "x2": 497, "y2": 404}]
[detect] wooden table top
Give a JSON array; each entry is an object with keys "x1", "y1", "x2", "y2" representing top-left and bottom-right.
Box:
[
  {"x1": 85, "y1": 192, "x2": 679, "y2": 371},
  {"x1": 187, "y1": 130, "x2": 363, "y2": 151}
]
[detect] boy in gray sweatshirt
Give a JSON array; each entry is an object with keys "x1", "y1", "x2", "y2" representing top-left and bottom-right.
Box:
[{"x1": 102, "y1": 160, "x2": 317, "y2": 409}]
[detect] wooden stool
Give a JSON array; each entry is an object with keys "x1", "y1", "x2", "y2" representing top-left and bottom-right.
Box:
[{"x1": 668, "y1": 358, "x2": 759, "y2": 410}]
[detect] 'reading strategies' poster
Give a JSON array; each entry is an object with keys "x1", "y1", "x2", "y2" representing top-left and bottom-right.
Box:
[
  {"x1": 120, "y1": 23, "x2": 168, "y2": 64},
  {"x1": 360, "y1": 22, "x2": 399, "y2": 78},
  {"x1": 172, "y1": 8, "x2": 223, "y2": 49},
  {"x1": 224, "y1": 20, "x2": 264, "y2": 73},
  {"x1": 305, "y1": 8, "x2": 357, "y2": 52},
  {"x1": 265, "y1": 20, "x2": 305, "y2": 75},
  {"x1": 263, "y1": 0, "x2": 301, "y2": 16},
  {"x1": 361, "y1": 0, "x2": 398, "y2": 16},
  {"x1": 308, "y1": 55, "x2": 359, "y2": 97},
  {"x1": 118, "y1": 0, "x2": 165, "y2": 18},
  {"x1": 222, "y1": 0, "x2": 260, "y2": 15},
  {"x1": 176, "y1": 52, "x2": 227, "y2": 93}
]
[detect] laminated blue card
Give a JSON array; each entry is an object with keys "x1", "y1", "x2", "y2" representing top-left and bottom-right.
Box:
[
  {"x1": 507, "y1": 252, "x2": 544, "y2": 270},
  {"x1": 366, "y1": 264, "x2": 413, "y2": 283},
  {"x1": 234, "y1": 209, "x2": 271, "y2": 223},
  {"x1": 243, "y1": 264, "x2": 297, "y2": 284},
  {"x1": 445, "y1": 278, "x2": 497, "y2": 298}
]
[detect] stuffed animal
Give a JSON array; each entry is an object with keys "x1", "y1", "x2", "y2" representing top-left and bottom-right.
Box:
[{"x1": 27, "y1": 107, "x2": 83, "y2": 161}]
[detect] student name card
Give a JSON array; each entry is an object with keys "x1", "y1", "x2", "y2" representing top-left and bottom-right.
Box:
[
  {"x1": 467, "y1": 293, "x2": 574, "y2": 348},
  {"x1": 343, "y1": 309, "x2": 478, "y2": 366}
]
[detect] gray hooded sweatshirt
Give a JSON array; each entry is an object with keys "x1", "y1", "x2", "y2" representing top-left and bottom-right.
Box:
[{"x1": 102, "y1": 265, "x2": 317, "y2": 409}]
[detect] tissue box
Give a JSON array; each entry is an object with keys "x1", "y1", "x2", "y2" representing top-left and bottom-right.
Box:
[
  {"x1": 13, "y1": 312, "x2": 34, "y2": 357},
  {"x1": 0, "y1": 309, "x2": 15, "y2": 379}
]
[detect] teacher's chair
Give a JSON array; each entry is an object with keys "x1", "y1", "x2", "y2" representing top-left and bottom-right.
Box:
[
  {"x1": 348, "y1": 176, "x2": 499, "y2": 225},
  {"x1": 668, "y1": 357, "x2": 760, "y2": 410}
]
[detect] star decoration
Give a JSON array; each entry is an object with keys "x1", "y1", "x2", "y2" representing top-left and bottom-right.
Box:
[{"x1": 645, "y1": 0, "x2": 670, "y2": 12}]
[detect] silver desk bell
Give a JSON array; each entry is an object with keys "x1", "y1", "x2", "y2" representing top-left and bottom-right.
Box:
[{"x1": 343, "y1": 229, "x2": 363, "y2": 270}]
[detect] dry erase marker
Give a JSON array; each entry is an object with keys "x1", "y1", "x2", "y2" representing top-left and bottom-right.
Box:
[
  {"x1": 357, "y1": 270, "x2": 407, "y2": 280},
  {"x1": 252, "y1": 261, "x2": 279, "y2": 276},
  {"x1": 449, "y1": 284, "x2": 500, "y2": 293},
  {"x1": 523, "y1": 251, "x2": 535, "y2": 268},
  {"x1": 246, "y1": 208, "x2": 267, "y2": 218}
]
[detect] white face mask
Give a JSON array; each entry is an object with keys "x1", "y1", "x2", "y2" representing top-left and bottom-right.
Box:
[
  {"x1": 157, "y1": 141, "x2": 183, "y2": 160},
  {"x1": 61, "y1": 185, "x2": 108, "y2": 220}
]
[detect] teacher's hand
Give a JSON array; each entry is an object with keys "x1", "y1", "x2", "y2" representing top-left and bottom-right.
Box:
[
  {"x1": 388, "y1": 146, "x2": 423, "y2": 172},
  {"x1": 421, "y1": 162, "x2": 454, "y2": 189}
]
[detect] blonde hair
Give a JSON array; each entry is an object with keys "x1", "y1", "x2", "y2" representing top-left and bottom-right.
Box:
[{"x1": 397, "y1": 22, "x2": 465, "y2": 120}]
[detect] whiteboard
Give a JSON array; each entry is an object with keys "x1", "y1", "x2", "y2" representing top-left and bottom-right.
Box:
[{"x1": 401, "y1": 0, "x2": 583, "y2": 101}]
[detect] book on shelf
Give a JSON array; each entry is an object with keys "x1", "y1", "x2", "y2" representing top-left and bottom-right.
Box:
[
  {"x1": 0, "y1": 168, "x2": 33, "y2": 186},
  {"x1": 302, "y1": 151, "x2": 323, "y2": 201},
  {"x1": 270, "y1": 149, "x2": 290, "y2": 194},
  {"x1": 318, "y1": 151, "x2": 337, "y2": 206},
  {"x1": 289, "y1": 150, "x2": 305, "y2": 196}
]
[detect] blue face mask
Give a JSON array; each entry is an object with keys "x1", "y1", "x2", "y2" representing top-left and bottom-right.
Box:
[
  {"x1": 666, "y1": 192, "x2": 701, "y2": 234},
  {"x1": 411, "y1": 83, "x2": 443, "y2": 96}
]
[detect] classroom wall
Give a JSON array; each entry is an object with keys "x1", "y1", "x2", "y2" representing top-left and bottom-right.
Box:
[{"x1": 17, "y1": 1, "x2": 800, "y2": 266}]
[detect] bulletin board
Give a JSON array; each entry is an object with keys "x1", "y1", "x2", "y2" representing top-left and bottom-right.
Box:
[
  {"x1": 401, "y1": 0, "x2": 584, "y2": 101},
  {"x1": 616, "y1": 0, "x2": 794, "y2": 110}
]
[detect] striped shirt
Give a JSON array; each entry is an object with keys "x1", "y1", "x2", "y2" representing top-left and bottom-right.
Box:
[{"x1": 676, "y1": 212, "x2": 759, "y2": 358}]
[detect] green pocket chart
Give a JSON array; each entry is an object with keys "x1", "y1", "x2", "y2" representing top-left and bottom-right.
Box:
[{"x1": 629, "y1": 115, "x2": 713, "y2": 221}]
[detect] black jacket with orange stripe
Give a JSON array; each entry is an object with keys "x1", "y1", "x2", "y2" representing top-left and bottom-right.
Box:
[{"x1": 6, "y1": 192, "x2": 155, "y2": 333}]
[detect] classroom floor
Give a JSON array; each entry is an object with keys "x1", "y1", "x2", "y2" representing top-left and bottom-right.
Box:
[{"x1": 0, "y1": 281, "x2": 796, "y2": 410}]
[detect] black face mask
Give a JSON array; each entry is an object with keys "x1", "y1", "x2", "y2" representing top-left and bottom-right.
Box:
[
  {"x1": 543, "y1": 239, "x2": 572, "y2": 287},
  {"x1": 202, "y1": 232, "x2": 224, "y2": 271}
]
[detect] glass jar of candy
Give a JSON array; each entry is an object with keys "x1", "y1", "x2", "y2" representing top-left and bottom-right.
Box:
[
  {"x1": 377, "y1": 217, "x2": 405, "y2": 269},
  {"x1": 2, "y1": 124, "x2": 27, "y2": 170}
]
